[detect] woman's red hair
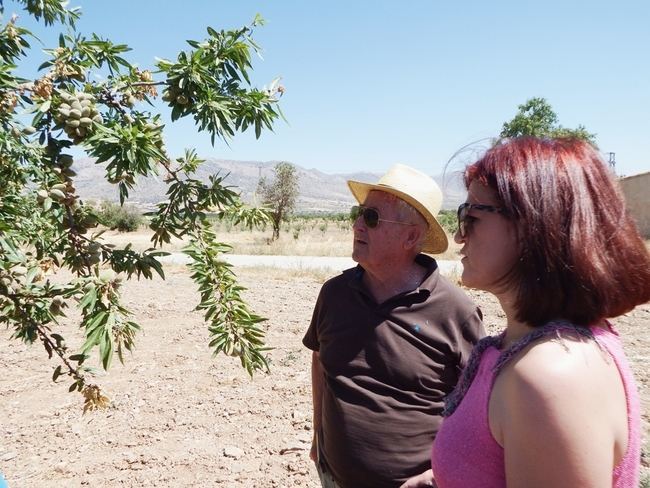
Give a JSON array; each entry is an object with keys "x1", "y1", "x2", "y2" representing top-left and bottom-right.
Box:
[{"x1": 465, "y1": 137, "x2": 650, "y2": 327}]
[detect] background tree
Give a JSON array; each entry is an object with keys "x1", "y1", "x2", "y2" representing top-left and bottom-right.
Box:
[
  {"x1": 0, "y1": 0, "x2": 284, "y2": 410},
  {"x1": 500, "y1": 97, "x2": 596, "y2": 143},
  {"x1": 257, "y1": 162, "x2": 299, "y2": 241}
]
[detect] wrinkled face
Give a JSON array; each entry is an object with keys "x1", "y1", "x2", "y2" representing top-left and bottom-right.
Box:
[
  {"x1": 352, "y1": 191, "x2": 414, "y2": 273},
  {"x1": 454, "y1": 181, "x2": 520, "y2": 295}
]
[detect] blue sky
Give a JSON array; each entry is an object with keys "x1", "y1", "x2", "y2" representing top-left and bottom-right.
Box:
[{"x1": 8, "y1": 0, "x2": 650, "y2": 177}]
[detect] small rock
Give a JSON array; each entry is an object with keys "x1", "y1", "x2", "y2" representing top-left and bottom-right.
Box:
[
  {"x1": 296, "y1": 432, "x2": 312, "y2": 444},
  {"x1": 123, "y1": 451, "x2": 138, "y2": 464},
  {"x1": 223, "y1": 446, "x2": 244, "y2": 459},
  {"x1": 279, "y1": 444, "x2": 305, "y2": 455}
]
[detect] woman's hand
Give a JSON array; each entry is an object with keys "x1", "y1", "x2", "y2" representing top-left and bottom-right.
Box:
[{"x1": 399, "y1": 469, "x2": 437, "y2": 488}]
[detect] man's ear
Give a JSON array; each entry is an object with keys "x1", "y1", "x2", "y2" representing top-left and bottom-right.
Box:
[{"x1": 403, "y1": 225, "x2": 422, "y2": 251}]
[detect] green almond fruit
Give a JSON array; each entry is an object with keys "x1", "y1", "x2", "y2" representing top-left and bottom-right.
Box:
[
  {"x1": 87, "y1": 242, "x2": 101, "y2": 252},
  {"x1": 70, "y1": 101, "x2": 82, "y2": 111},
  {"x1": 22, "y1": 126, "x2": 37, "y2": 135},
  {"x1": 81, "y1": 106, "x2": 91, "y2": 117},
  {"x1": 79, "y1": 117, "x2": 92, "y2": 128},
  {"x1": 69, "y1": 109, "x2": 82, "y2": 119},
  {"x1": 66, "y1": 119, "x2": 80, "y2": 128},
  {"x1": 51, "y1": 183, "x2": 67, "y2": 192},
  {"x1": 85, "y1": 214, "x2": 98, "y2": 225},
  {"x1": 92, "y1": 114, "x2": 103, "y2": 124},
  {"x1": 49, "y1": 189, "x2": 66, "y2": 201},
  {"x1": 59, "y1": 103, "x2": 71, "y2": 111}
]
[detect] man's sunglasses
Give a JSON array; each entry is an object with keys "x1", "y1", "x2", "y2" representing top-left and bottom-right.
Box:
[
  {"x1": 350, "y1": 205, "x2": 416, "y2": 229},
  {"x1": 457, "y1": 203, "x2": 504, "y2": 238}
]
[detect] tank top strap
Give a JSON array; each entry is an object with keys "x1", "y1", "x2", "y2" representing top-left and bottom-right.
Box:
[
  {"x1": 444, "y1": 319, "x2": 594, "y2": 417},
  {"x1": 492, "y1": 320, "x2": 594, "y2": 378},
  {"x1": 443, "y1": 333, "x2": 502, "y2": 416}
]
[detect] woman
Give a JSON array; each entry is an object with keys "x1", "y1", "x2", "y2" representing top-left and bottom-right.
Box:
[{"x1": 426, "y1": 137, "x2": 649, "y2": 487}]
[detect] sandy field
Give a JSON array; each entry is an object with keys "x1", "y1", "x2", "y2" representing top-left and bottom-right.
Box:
[{"x1": 1, "y1": 263, "x2": 648, "y2": 487}]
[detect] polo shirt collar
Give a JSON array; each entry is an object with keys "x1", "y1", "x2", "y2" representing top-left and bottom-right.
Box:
[{"x1": 349, "y1": 253, "x2": 440, "y2": 301}]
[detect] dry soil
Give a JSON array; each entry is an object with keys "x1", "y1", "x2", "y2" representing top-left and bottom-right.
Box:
[{"x1": 1, "y1": 265, "x2": 648, "y2": 487}]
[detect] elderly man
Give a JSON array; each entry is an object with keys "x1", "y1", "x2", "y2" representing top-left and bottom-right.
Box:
[{"x1": 303, "y1": 164, "x2": 485, "y2": 488}]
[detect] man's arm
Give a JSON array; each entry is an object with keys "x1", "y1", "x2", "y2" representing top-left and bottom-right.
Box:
[
  {"x1": 458, "y1": 307, "x2": 485, "y2": 368},
  {"x1": 310, "y1": 350, "x2": 323, "y2": 462}
]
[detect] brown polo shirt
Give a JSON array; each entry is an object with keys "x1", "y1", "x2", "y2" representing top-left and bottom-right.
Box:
[{"x1": 303, "y1": 254, "x2": 485, "y2": 488}]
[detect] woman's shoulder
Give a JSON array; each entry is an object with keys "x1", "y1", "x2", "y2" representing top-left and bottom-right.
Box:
[{"x1": 499, "y1": 332, "x2": 611, "y2": 401}]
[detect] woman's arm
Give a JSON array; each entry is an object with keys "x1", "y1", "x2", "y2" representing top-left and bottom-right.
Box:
[{"x1": 491, "y1": 339, "x2": 626, "y2": 488}]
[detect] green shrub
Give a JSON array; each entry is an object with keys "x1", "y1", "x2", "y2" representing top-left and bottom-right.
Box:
[
  {"x1": 96, "y1": 201, "x2": 145, "y2": 232},
  {"x1": 437, "y1": 209, "x2": 457, "y2": 235}
]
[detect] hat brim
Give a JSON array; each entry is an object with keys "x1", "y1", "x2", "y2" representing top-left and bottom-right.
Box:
[{"x1": 347, "y1": 180, "x2": 449, "y2": 254}]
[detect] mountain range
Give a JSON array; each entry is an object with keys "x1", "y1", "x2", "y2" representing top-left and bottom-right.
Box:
[{"x1": 72, "y1": 158, "x2": 467, "y2": 213}]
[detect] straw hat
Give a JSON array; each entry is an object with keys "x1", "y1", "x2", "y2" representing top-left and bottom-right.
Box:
[{"x1": 347, "y1": 164, "x2": 449, "y2": 254}]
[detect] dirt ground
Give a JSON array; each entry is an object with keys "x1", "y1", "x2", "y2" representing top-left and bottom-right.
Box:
[{"x1": 1, "y1": 264, "x2": 648, "y2": 487}]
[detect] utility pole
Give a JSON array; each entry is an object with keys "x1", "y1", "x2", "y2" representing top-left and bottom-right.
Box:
[{"x1": 608, "y1": 152, "x2": 616, "y2": 173}]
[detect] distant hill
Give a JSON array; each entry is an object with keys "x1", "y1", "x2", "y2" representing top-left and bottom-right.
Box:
[{"x1": 73, "y1": 158, "x2": 466, "y2": 213}]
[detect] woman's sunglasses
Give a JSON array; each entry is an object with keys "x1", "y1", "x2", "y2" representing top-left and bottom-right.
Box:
[
  {"x1": 457, "y1": 203, "x2": 504, "y2": 238},
  {"x1": 350, "y1": 205, "x2": 416, "y2": 229}
]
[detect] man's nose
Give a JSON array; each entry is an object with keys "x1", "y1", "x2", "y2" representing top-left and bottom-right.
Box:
[{"x1": 352, "y1": 214, "x2": 366, "y2": 232}]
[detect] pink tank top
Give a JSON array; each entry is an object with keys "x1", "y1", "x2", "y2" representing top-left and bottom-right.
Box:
[{"x1": 431, "y1": 323, "x2": 640, "y2": 488}]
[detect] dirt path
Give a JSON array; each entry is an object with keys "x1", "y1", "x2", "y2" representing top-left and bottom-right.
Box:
[{"x1": 0, "y1": 265, "x2": 648, "y2": 487}]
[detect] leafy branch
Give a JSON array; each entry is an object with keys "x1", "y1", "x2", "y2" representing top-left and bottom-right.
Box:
[{"x1": 0, "y1": 0, "x2": 282, "y2": 410}]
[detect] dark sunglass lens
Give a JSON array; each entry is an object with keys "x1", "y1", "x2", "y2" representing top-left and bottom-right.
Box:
[{"x1": 363, "y1": 208, "x2": 379, "y2": 228}]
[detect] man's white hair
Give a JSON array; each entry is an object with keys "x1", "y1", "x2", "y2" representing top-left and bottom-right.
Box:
[{"x1": 384, "y1": 193, "x2": 429, "y2": 254}]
